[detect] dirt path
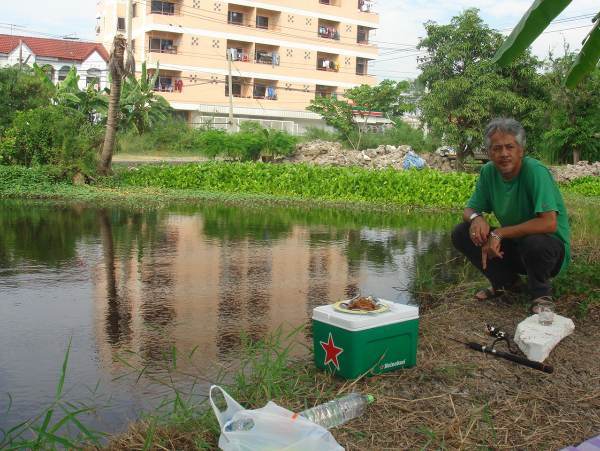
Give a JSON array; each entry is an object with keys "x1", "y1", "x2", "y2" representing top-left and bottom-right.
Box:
[{"x1": 113, "y1": 154, "x2": 208, "y2": 165}]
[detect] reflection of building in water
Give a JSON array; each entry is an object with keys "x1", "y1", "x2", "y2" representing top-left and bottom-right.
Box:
[{"x1": 93, "y1": 215, "x2": 359, "y2": 373}]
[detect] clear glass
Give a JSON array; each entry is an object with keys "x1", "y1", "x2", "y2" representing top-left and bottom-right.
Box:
[{"x1": 538, "y1": 304, "x2": 555, "y2": 326}]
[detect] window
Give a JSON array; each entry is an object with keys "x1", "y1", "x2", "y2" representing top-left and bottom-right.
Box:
[
  {"x1": 228, "y1": 11, "x2": 244, "y2": 25},
  {"x1": 86, "y1": 68, "x2": 101, "y2": 88},
  {"x1": 225, "y1": 77, "x2": 242, "y2": 97},
  {"x1": 356, "y1": 58, "x2": 367, "y2": 75},
  {"x1": 117, "y1": 17, "x2": 126, "y2": 31},
  {"x1": 57, "y1": 66, "x2": 71, "y2": 81},
  {"x1": 154, "y1": 76, "x2": 173, "y2": 92},
  {"x1": 149, "y1": 38, "x2": 175, "y2": 53},
  {"x1": 256, "y1": 16, "x2": 269, "y2": 29},
  {"x1": 132, "y1": 3, "x2": 137, "y2": 17},
  {"x1": 151, "y1": 0, "x2": 175, "y2": 14},
  {"x1": 131, "y1": 39, "x2": 136, "y2": 51},
  {"x1": 357, "y1": 26, "x2": 369, "y2": 44}
]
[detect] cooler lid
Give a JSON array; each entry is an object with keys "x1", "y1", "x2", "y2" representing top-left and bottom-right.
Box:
[{"x1": 312, "y1": 299, "x2": 419, "y2": 331}]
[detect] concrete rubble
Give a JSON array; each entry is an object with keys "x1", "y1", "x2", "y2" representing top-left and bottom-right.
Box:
[
  {"x1": 288, "y1": 140, "x2": 448, "y2": 171},
  {"x1": 550, "y1": 161, "x2": 600, "y2": 183},
  {"x1": 287, "y1": 141, "x2": 599, "y2": 180}
]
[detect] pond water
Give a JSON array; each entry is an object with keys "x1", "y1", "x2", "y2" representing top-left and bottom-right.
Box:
[{"x1": 0, "y1": 199, "x2": 462, "y2": 436}]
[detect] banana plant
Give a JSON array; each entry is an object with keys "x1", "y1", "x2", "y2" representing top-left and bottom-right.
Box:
[
  {"x1": 32, "y1": 63, "x2": 107, "y2": 121},
  {"x1": 119, "y1": 61, "x2": 172, "y2": 134},
  {"x1": 493, "y1": 0, "x2": 600, "y2": 88}
]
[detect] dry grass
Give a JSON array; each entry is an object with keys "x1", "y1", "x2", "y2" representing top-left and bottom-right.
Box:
[{"x1": 100, "y1": 283, "x2": 599, "y2": 451}]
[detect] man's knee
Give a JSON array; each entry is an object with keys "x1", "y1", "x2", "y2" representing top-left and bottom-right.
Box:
[
  {"x1": 451, "y1": 222, "x2": 470, "y2": 251},
  {"x1": 520, "y1": 234, "x2": 560, "y2": 262}
]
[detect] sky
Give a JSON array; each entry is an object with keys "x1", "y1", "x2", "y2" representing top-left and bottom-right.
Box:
[{"x1": 1, "y1": 0, "x2": 598, "y2": 81}]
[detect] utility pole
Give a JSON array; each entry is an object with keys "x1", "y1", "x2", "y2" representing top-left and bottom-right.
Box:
[
  {"x1": 18, "y1": 39, "x2": 23, "y2": 71},
  {"x1": 227, "y1": 49, "x2": 235, "y2": 131},
  {"x1": 126, "y1": 0, "x2": 133, "y2": 48}
]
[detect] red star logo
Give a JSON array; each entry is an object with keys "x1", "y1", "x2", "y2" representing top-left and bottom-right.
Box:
[{"x1": 320, "y1": 333, "x2": 343, "y2": 370}]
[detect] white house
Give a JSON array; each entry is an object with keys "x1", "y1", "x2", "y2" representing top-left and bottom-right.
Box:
[{"x1": 0, "y1": 34, "x2": 109, "y2": 90}]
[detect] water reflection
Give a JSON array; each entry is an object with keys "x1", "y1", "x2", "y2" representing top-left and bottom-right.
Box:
[{"x1": 0, "y1": 199, "x2": 462, "y2": 434}]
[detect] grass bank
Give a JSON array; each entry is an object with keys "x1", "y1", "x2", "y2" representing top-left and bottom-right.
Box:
[{"x1": 1, "y1": 164, "x2": 599, "y2": 450}]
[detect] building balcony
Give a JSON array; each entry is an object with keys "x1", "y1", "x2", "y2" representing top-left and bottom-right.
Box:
[
  {"x1": 148, "y1": 0, "x2": 181, "y2": 16},
  {"x1": 319, "y1": 0, "x2": 341, "y2": 6},
  {"x1": 253, "y1": 79, "x2": 278, "y2": 100},
  {"x1": 315, "y1": 85, "x2": 338, "y2": 99},
  {"x1": 318, "y1": 19, "x2": 340, "y2": 40},
  {"x1": 317, "y1": 52, "x2": 340, "y2": 72},
  {"x1": 358, "y1": 0, "x2": 376, "y2": 13}
]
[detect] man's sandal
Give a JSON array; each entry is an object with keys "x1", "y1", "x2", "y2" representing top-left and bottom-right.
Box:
[
  {"x1": 530, "y1": 296, "x2": 555, "y2": 314},
  {"x1": 474, "y1": 287, "x2": 505, "y2": 301}
]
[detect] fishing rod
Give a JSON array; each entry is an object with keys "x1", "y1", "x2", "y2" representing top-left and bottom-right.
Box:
[{"x1": 448, "y1": 337, "x2": 554, "y2": 374}]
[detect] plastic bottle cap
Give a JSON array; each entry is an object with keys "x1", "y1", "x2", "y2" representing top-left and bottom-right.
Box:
[{"x1": 366, "y1": 394, "x2": 375, "y2": 404}]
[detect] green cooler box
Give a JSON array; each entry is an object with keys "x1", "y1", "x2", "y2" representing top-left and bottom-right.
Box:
[{"x1": 312, "y1": 300, "x2": 419, "y2": 379}]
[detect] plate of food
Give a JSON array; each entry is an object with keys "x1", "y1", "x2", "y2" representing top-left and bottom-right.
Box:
[{"x1": 333, "y1": 295, "x2": 390, "y2": 315}]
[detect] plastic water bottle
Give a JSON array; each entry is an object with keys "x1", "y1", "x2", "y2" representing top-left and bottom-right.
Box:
[
  {"x1": 224, "y1": 393, "x2": 374, "y2": 431},
  {"x1": 299, "y1": 393, "x2": 374, "y2": 429}
]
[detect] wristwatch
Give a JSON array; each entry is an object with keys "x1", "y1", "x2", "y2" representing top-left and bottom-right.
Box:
[{"x1": 468, "y1": 212, "x2": 481, "y2": 223}]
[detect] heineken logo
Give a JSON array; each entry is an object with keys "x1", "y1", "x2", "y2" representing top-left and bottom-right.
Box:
[
  {"x1": 320, "y1": 333, "x2": 344, "y2": 370},
  {"x1": 380, "y1": 359, "x2": 406, "y2": 370}
]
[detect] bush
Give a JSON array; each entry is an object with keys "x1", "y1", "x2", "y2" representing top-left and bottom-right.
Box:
[
  {"x1": 118, "y1": 118, "x2": 193, "y2": 154},
  {"x1": 302, "y1": 127, "x2": 342, "y2": 143},
  {"x1": 0, "y1": 67, "x2": 53, "y2": 133},
  {"x1": 563, "y1": 177, "x2": 600, "y2": 197},
  {"x1": 353, "y1": 121, "x2": 439, "y2": 152},
  {"x1": 0, "y1": 105, "x2": 102, "y2": 172}
]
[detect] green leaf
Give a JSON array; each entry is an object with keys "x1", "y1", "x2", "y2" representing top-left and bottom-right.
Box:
[
  {"x1": 565, "y1": 16, "x2": 600, "y2": 88},
  {"x1": 493, "y1": 0, "x2": 572, "y2": 67}
]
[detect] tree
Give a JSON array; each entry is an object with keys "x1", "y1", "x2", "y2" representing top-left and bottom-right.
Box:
[
  {"x1": 99, "y1": 36, "x2": 128, "y2": 176},
  {"x1": 417, "y1": 9, "x2": 546, "y2": 169},
  {"x1": 540, "y1": 50, "x2": 600, "y2": 163},
  {"x1": 307, "y1": 80, "x2": 412, "y2": 150},
  {"x1": 119, "y1": 62, "x2": 172, "y2": 134},
  {"x1": 344, "y1": 80, "x2": 413, "y2": 118},
  {"x1": 307, "y1": 95, "x2": 358, "y2": 147},
  {"x1": 493, "y1": 0, "x2": 600, "y2": 88},
  {"x1": 0, "y1": 66, "x2": 52, "y2": 133}
]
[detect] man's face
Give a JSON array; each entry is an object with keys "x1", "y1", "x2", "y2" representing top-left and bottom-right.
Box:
[{"x1": 488, "y1": 131, "x2": 524, "y2": 180}]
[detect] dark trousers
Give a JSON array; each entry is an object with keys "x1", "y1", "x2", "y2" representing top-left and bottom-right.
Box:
[{"x1": 451, "y1": 222, "x2": 565, "y2": 299}]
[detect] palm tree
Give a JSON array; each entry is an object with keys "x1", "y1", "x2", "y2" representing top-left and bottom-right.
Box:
[
  {"x1": 493, "y1": 0, "x2": 600, "y2": 88},
  {"x1": 98, "y1": 36, "x2": 127, "y2": 176}
]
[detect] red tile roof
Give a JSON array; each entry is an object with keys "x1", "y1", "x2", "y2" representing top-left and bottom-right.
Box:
[{"x1": 0, "y1": 34, "x2": 109, "y2": 62}]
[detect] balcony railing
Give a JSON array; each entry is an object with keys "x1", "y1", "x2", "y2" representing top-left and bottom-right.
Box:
[
  {"x1": 153, "y1": 78, "x2": 183, "y2": 92},
  {"x1": 253, "y1": 87, "x2": 278, "y2": 100},
  {"x1": 317, "y1": 59, "x2": 339, "y2": 72},
  {"x1": 227, "y1": 50, "x2": 281, "y2": 66},
  {"x1": 318, "y1": 26, "x2": 340, "y2": 40},
  {"x1": 149, "y1": 45, "x2": 178, "y2": 54}
]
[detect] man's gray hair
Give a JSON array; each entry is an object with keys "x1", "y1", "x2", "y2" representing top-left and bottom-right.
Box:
[{"x1": 484, "y1": 118, "x2": 526, "y2": 149}]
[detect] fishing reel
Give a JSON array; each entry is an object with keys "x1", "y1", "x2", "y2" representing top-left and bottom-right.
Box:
[{"x1": 485, "y1": 323, "x2": 517, "y2": 354}]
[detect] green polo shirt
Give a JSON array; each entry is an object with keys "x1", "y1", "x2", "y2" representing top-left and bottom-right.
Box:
[{"x1": 467, "y1": 156, "x2": 570, "y2": 273}]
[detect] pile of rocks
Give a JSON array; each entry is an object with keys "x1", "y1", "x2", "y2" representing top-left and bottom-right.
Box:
[
  {"x1": 288, "y1": 140, "x2": 422, "y2": 171},
  {"x1": 550, "y1": 161, "x2": 600, "y2": 183},
  {"x1": 287, "y1": 141, "x2": 599, "y2": 179}
]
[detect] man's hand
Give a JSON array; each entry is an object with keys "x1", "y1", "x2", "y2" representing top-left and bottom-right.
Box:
[
  {"x1": 470, "y1": 216, "x2": 490, "y2": 247},
  {"x1": 481, "y1": 232, "x2": 503, "y2": 270}
]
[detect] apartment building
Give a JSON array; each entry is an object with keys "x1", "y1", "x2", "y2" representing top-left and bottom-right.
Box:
[{"x1": 96, "y1": 0, "x2": 379, "y2": 133}]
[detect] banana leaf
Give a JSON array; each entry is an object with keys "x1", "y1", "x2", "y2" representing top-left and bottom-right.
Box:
[
  {"x1": 565, "y1": 15, "x2": 600, "y2": 88},
  {"x1": 493, "y1": 0, "x2": 572, "y2": 66}
]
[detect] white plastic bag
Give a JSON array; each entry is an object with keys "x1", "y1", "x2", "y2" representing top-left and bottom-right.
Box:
[{"x1": 209, "y1": 385, "x2": 343, "y2": 451}]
